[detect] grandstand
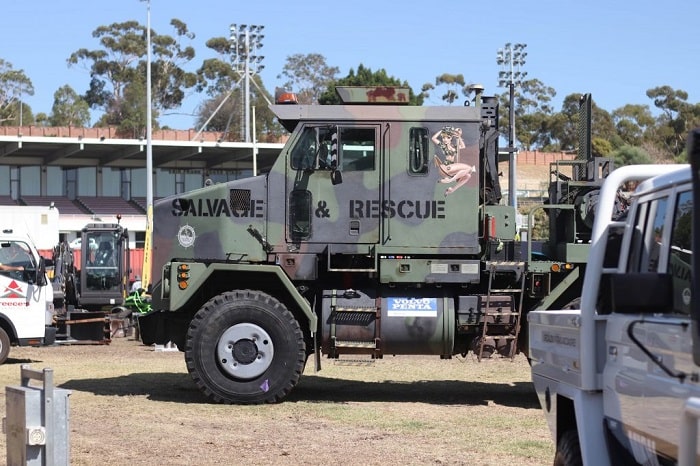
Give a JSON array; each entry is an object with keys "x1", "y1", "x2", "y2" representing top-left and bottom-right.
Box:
[{"x1": 0, "y1": 127, "x2": 284, "y2": 249}]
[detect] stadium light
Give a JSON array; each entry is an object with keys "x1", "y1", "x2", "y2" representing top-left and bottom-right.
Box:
[{"x1": 229, "y1": 24, "x2": 265, "y2": 143}]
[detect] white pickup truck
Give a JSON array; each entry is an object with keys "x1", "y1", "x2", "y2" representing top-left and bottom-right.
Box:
[
  {"x1": 0, "y1": 229, "x2": 56, "y2": 364},
  {"x1": 529, "y1": 129, "x2": 700, "y2": 465}
]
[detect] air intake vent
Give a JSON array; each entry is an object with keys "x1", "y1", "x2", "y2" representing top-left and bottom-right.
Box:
[{"x1": 230, "y1": 189, "x2": 251, "y2": 213}]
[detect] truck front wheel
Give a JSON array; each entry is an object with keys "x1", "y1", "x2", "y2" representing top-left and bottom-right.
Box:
[
  {"x1": 0, "y1": 327, "x2": 10, "y2": 364},
  {"x1": 185, "y1": 290, "x2": 306, "y2": 404}
]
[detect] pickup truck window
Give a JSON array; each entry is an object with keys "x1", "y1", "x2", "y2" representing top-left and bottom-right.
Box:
[
  {"x1": 642, "y1": 196, "x2": 668, "y2": 272},
  {"x1": 669, "y1": 189, "x2": 692, "y2": 314},
  {"x1": 627, "y1": 202, "x2": 647, "y2": 272}
]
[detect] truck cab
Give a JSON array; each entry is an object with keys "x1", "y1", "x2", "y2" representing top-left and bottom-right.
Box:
[
  {"x1": 529, "y1": 151, "x2": 700, "y2": 464},
  {"x1": 0, "y1": 229, "x2": 55, "y2": 364}
]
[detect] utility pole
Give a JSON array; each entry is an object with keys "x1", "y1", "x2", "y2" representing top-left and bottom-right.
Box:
[{"x1": 497, "y1": 43, "x2": 527, "y2": 211}]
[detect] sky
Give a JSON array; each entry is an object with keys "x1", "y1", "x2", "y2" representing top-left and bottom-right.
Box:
[{"x1": 1, "y1": 0, "x2": 698, "y2": 130}]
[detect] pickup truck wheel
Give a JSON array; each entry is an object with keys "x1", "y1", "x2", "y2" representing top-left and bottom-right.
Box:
[
  {"x1": 0, "y1": 327, "x2": 11, "y2": 364},
  {"x1": 185, "y1": 290, "x2": 306, "y2": 404},
  {"x1": 553, "y1": 429, "x2": 582, "y2": 466}
]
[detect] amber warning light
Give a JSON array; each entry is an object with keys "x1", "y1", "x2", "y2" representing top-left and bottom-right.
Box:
[{"x1": 274, "y1": 89, "x2": 298, "y2": 105}]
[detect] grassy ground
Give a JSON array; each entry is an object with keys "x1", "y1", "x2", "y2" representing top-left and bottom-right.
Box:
[{"x1": 0, "y1": 337, "x2": 554, "y2": 465}]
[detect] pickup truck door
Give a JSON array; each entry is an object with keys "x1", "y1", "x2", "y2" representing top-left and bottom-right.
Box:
[{"x1": 604, "y1": 187, "x2": 700, "y2": 463}]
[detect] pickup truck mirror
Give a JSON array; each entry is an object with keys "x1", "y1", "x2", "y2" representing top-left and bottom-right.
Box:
[{"x1": 602, "y1": 272, "x2": 673, "y2": 314}]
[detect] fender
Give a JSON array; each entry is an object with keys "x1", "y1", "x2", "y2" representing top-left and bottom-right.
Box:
[{"x1": 164, "y1": 261, "x2": 317, "y2": 331}]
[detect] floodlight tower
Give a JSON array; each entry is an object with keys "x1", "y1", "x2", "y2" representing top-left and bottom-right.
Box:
[
  {"x1": 497, "y1": 42, "x2": 527, "y2": 210},
  {"x1": 229, "y1": 24, "x2": 265, "y2": 142}
]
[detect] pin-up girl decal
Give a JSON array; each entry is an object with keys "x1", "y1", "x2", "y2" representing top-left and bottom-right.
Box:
[{"x1": 432, "y1": 126, "x2": 476, "y2": 196}]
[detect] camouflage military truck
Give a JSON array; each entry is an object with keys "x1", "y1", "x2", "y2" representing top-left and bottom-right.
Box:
[{"x1": 139, "y1": 87, "x2": 613, "y2": 404}]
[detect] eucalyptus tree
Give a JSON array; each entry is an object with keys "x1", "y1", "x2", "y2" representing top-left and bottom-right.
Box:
[
  {"x1": 611, "y1": 104, "x2": 655, "y2": 147},
  {"x1": 278, "y1": 53, "x2": 339, "y2": 105},
  {"x1": 646, "y1": 85, "x2": 699, "y2": 157},
  {"x1": 0, "y1": 59, "x2": 34, "y2": 126},
  {"x1": 49, "y1": 85, "x2": 91, "y2": 127},
  {"x1": 495, "y1": 78, "x2": 557, "y2": 151},
  {"x1": 421, "y1": 73, "x2": 470, "y2": 105},
  {"x1": 319, "y1": 64, "x2": 422, "y2": 105},
  {"x1": 67, "y1": 19, "x2": 197, "y2": 132}
]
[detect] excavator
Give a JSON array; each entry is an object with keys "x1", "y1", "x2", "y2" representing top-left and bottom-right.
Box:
[{"x1": 51, "y1": 222, "x2": 131, "y2": 343}]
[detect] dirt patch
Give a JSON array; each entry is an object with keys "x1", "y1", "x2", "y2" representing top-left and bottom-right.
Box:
[{"x1": 0, "y1": 338, "x2": 554, "y2": 465}]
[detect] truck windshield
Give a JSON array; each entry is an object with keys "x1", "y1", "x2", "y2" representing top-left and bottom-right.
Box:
[{"x1": 0, "y1": 241, "x2": 36, "y2": 280}]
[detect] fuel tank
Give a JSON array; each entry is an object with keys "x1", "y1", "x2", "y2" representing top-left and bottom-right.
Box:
[{"x1": 320, "y1": 288, "x2": 454, "y2": 357}]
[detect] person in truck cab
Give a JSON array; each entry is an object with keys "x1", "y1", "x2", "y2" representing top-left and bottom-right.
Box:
[
  {"x1": 0, "y1": 262, "x2": 23, "y2": 273},
  {"x1": 0, "y1": 242, "x2": 32, "y2": 277}
]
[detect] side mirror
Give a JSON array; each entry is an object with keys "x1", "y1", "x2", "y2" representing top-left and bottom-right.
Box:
[
  {"x1": 331, "y1": 169, "x2": 343, "y2": 185},
  {"x1": 36, "y1": 257, "x2": 47, "y2": 287}
]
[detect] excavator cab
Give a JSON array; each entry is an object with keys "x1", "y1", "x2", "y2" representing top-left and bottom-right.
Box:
[{"x1": 77, "y1": 223, "x2": 130, "y2": 309}]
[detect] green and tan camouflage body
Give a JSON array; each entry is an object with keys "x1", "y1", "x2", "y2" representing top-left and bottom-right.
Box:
[{"x1": 146, "y1": 89, "x2": 522, "y2": 357}]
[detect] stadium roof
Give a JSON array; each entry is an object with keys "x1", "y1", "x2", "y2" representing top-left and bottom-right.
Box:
[{"x1": 0, "y1": 134, "x2": 283, "y2": 173}]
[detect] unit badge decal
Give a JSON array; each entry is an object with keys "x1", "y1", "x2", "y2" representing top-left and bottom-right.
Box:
[{"x1": 177, "y1": 225, "x2": 196, "y2": 248}]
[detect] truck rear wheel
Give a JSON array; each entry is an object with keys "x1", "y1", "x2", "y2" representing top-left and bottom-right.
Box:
[
  {"x1": 553, "y1": 429, "x2": 582, "y2": 466},
  {"x1": 185, "y1": 290, "x2": 306, "y2": 404},
  {"x1": 0, "y1": 327, "x2": 11, "y2": 364}
]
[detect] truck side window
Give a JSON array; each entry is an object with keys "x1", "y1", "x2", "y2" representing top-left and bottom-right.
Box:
[
  {"x1": 408, "y1": 127, "x2": 429, "y2": 175},
  {"x1": 290, "y1": 127, "x2": 335, "y2": 170},
  {"x1": 289, "y1": 190, "x2": 312, "y2": 240},
  {"x1": 668, "y1": 190, "x2": 692, "y2": 314},
  {"x1": 290, "y1": 128, "x2": 319, "y2": 170},
  {"x1": 339, "y1": 127, "x2": 375, "y2": 171}
]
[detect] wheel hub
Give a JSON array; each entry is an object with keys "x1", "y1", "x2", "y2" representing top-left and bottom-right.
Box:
[
  {"x1": 217, "y1": 323, "x2": 274, "y2": 379},
  {"x1": 232, "y1": 339, "x2": 258, "y2": 365}
]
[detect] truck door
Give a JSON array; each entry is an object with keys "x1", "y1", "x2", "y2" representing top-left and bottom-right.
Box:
[
  {"x1": 0, "y1": 240, "x2": 45, "y2": 338},
  {"x1": 286, "y1": 124, "x2": 381, "y2": 247}
]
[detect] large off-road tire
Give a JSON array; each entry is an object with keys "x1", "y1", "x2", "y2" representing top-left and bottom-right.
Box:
[
  {"x1": 553, "y1": 429, "x2": 583, "y2": 466},
  {"x1": 185, "y1": 290, "x2": 306, "y2": 404},
  {"x1": 0, "y1": 327, "x2": 11, "y2": 365}
]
